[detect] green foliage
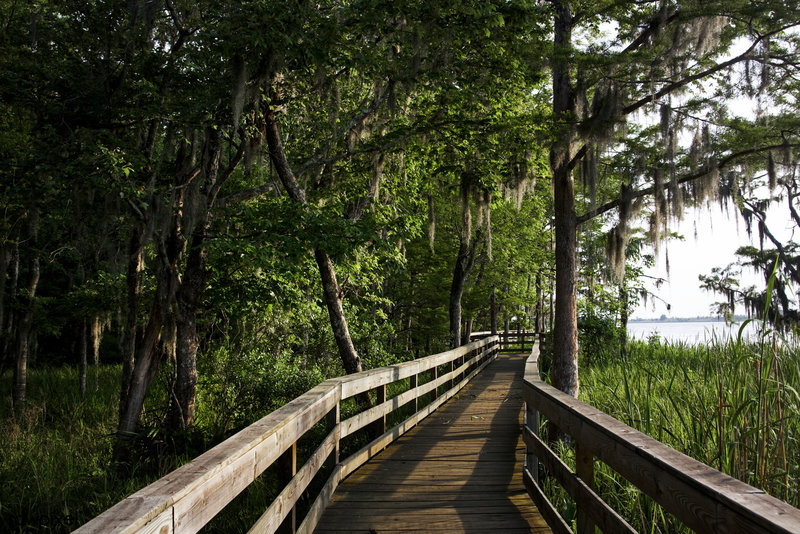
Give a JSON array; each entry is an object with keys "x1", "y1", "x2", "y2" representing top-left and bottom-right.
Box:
[
  {"x1": 578, "y1": 331, "x2": 800, "y2": 531},
  {"x1": 578, "y1": 313, "x2": 622, "y2": 365},
  {"x1": 0, "y1": 366, "x2": 143, "y2": 532}
]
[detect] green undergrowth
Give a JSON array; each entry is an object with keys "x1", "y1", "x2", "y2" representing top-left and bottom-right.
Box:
[
  {"x1": 559, "y1": 328, "x2": 800, "y2": 532},
  {"x1": 0, "y1": 365, "x2": 133, "y2": 533},
  {"x1": 0, "y1": 347, "x2": 405, "y2": 533}
]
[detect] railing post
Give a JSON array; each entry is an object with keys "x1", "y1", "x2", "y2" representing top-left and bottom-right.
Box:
[
  {"x1": 374, "y1": 384, "x2": 386, "y2": 435},
  {"x1": 278, "y1": 442, "x2": 297, "y2": 534},
  {"x1": 327, "y1": 403, "x2": 340, "y2": 465},
  {"x1": 409, "y1": 374, "x2": 418, "y2": 413},
  {"x1": 525, "y1": 403, "x2": 539, "y2": 484},
  {"x1": 432, "y1": 365, "x2": 439, "y2": 400},
  {"x1": 576, "y1": 443, "x2": 595, "y2": 534}
]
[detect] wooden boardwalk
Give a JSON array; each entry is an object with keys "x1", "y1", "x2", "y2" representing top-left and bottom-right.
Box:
[{"x1": 315, "y1": 351, "x2": 550, "y2": 533}]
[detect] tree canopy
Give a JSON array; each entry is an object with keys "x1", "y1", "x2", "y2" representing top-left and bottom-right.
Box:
[{"x1": 1, "y1": 0, "x2": 799, "y2": 465}]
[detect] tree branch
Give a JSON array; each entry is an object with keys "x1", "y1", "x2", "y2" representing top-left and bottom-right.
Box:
[
  {"x1": 576, "y1": 141, "x2": 800, "y2": 224},
  {"x1": 743, "y1": 198, "x2": 800, "y2": 284},
  {"x1": 621, "y1": 23, "x2": 800, "y2": 117},
  {"x1": 293, "y1": 79, "x2": 395, "y2": 177}
]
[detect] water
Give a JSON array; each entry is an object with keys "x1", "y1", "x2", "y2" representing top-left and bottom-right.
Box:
[{"x1": 627, "y1": 320, "x2": 760, "y2": 345}]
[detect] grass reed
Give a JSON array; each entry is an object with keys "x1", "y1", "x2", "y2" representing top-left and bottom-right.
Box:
[{"x1": 576, "y1": 326, "x2": 800, "y2": 531}]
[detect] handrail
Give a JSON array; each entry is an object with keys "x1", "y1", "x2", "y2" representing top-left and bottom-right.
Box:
[
  {"x1": 522, "y1": 341, "x2": 800, "y2": 534},
  {"x1": 75, "y1": 336, "x2": 499, "y2": 534},
  {"x1": 470, "y1": 330, "x2": 536, "y2": 352}
]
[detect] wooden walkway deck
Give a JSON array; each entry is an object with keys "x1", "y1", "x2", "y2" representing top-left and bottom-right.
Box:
[{"x1": 315, "y1": 351, "x2": 551, "y2": 533}]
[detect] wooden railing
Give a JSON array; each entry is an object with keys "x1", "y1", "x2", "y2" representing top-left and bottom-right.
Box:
[
  {"x1": 522, "y1": 341, "x2": 800, "y2": 534},
  {"x1": 76, "y1": 336, "x2": 499, "y2": 534},
  {"x1": 470, "y1": 330, "x2": 536, "y2": 352}
]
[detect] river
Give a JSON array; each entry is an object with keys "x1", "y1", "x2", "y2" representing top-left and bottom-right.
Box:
[{"x1": 627, "y1": 320, "x2": 761, "y2": 345}]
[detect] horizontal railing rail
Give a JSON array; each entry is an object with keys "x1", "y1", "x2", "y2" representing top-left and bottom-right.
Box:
[
  {"x1": 75, "y1": 336, "x2": 499, "y2": 534},
  {"x1": 522, "y1": 341, "x2": 800, "y2": 534},
  {"x1": 470, "y1": 330, "x2": 536, "y2": 352}
]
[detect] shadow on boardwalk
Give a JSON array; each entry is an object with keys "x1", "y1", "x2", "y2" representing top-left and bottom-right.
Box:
[{"x1": 315, "y1": 352, "x2": 551, "y2": 533}]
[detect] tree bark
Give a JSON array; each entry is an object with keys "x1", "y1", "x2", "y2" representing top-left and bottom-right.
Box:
[
  {"x1": 550, "y1": 0, "x2": 580, "y2": 398},
  {"x1": 535, "y1": 270, "x2": 543, "y2": 332},
  {"x1": 490, "y1": 287, "x2": 498, "y2": 334},
  {"x1": 265, "y1": 99, "x2": 366, "y2": 376},
  {"x1": 119, "y1": 222, "x2": 145, "y2": 419},
  {"x1": 91, "y1": 315, "x2": 102, "y2": 391},
  {"x1": 169, "y1": 231, "x2": 207, "y2": 430},
  {"x1": 0, "y1": 244, "x2": 8, "y2": 352},
  {"x1": 449, "y1": 176, "x2": 481, "y2": 349},
  {"x1": 12, "y1": 207, "x2": 39, "y2": 413},
  {"x1": 462, "y1": 318, "x2": 473, "y2": 345},
  {"x1": 315, "y1": 248, "x2": 363, "y2": 374},
  {"x1": 449, "y1": 241, "x2": 471, "y2": 349},
  {"x1": 116, "y1": 299, "x2": 163, "y2": 447},
  {"x1": 80, "y1": 318, "x2": 88, "y2": 397},
  {"x1": 166, "y1": 128, "x2": 225, "y2": 432},
  {"x1": 619, "y1": 280, "x2": 629, "y2": 360},
  {"x1": 1, "y1": 243, "x2": 19, "y2": 374}
]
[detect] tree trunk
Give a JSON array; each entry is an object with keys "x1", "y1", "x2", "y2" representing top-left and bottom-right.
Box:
[
  {"x1": 0, "y1": 244, "x2": 8, "y2": 351},
  {"x1": 490, "y1": 287, "x2": 498, "y2": 334},
  {"x1": 550, "y1": 0, "x2": 580, "y2": 398},
  {"x1": 119, "y1": 223, "x2": 145, "y2": 420},
  {"x1": 116, "y1": 300, "x2": 163, "y2": 447},
  {"x1": 315, "y1": 248, "x2": 363, "y2": 374},
  {"x1": 80, "y1": 319, "x2": 88, "y2": 397},
  {"x1": 91, "y1": 315, "x2": 102, "y2": 391},
  {"x1": 169, "y1": 231, "x2": 207, "y2": 430},
  {"x1": 12, "y1": 208, "x2": 39, "y2": 414},
  {"x1": 462, "y1": 318, "x2": 473, "y2": 345},
  {"x1": 265, "y1": 100, "x2": 367, "y2": 377},
  {"x1": 449, "y1": 240, "x2": 474, "y2": 349},
  {"x1": 549, "y1": 276, "x2": 554, "y2": 331},
  {"x1": 619, "y1": 281, "x2": 629, "y2": 360},
  {"x1": 166, "y1": 125, "x2": 225, "y2": 432},
  {"x1": 0, "y1": 244, "x2": 10, "y2": 375},
  {"x1": 535, "y1": 270, "x2": 543, "y2": 332},
  {"x1": 1, "y1": 244, "x2": 19, "y2": 375}
]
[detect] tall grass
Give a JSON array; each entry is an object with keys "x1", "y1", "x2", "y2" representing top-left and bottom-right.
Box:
[
  {"x1": 577, "y1": 327, "x2": 800, "y2": 531},
  {"x1": 0, "y1": 349, "x2": 349, "y2": 533},
  {"x1": 0, "y1": 365, "x2": 143, "y2": 532}
]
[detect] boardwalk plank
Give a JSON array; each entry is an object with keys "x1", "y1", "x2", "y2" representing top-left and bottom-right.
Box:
[{"x1": 314, "y1": 352, "x2": 550, "y2": 534}]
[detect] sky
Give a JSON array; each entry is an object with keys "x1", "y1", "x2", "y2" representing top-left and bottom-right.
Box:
[{"x1": 631, "y1": 200, "x2": 795, "y2": 319}]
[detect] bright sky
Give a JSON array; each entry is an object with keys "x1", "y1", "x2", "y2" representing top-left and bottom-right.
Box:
[{"x1": 631, "y1": 201, "x2": 795, "y2": 319}]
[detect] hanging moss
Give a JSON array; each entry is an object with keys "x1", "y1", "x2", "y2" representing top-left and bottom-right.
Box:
[
  {"x1": 659, "y1": 104, "x2": 671, "y2": 143},
  {"x1": 460, "y1": 177, "x2": 472, "y2": 246},
  {"x1": 427, "y1": 194, "x2": 435, "y2": 254},
  {"x1": 605, "y1": 183, "x2": 638, "y2": 282},
  {"x1": 484, "y1": 191, "x2": 493, "y2": 261},
  {"x1": 782, "y1": 138, "x2": 793, "y2": 167},
  {"x1": 580, "y1": 143, "x2": 598, "y2": 210},
  {"x1": 232, "y1": 55, "x2": 248, "y2": 135},
  {"x1": 767, "y1": 151, "x2": 777, "y2": 191}
]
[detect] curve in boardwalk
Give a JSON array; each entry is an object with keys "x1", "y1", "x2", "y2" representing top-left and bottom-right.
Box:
[{"x1": 315, "y1": 352, "x2": 551, "y2": 533}]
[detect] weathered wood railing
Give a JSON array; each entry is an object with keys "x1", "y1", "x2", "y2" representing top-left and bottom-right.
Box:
[
  {"x1": 76, "y1": 336, "x2": 499, "y2": 534},
  {"x1": 470, "y1": 329, "x2": 536, "y2": 352},
  {"x1": 523, "y1": 340, "x2": 800, "y2": 534}
]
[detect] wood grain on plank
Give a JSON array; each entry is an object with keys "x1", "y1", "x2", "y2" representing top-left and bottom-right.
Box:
[
  {"x1": 76, "y1": 338, "x2": 498, "y2": 534},
  {"x1": 315, "y1": 352, "x2": 550, "y2": 534}
]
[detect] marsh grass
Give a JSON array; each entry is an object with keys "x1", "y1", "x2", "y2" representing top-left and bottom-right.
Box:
[
  {"x1": 0, "y1": 350, "x2": 345, "y2": 532},
  {"x1": 0, "y1": 364, "x2": 147, "y2": 532},
  {"x1": 575, "y1": 326, "x2": 800, "y2": 532}
]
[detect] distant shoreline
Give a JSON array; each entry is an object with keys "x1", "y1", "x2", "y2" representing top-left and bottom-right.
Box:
[{"x1": 629, "y1": 315, "x2": 750, "y2": 323}]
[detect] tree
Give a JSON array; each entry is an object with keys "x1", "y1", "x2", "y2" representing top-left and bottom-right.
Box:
[{"x1": 542, "y1": 0, "x2": 800, "y2": 397}]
